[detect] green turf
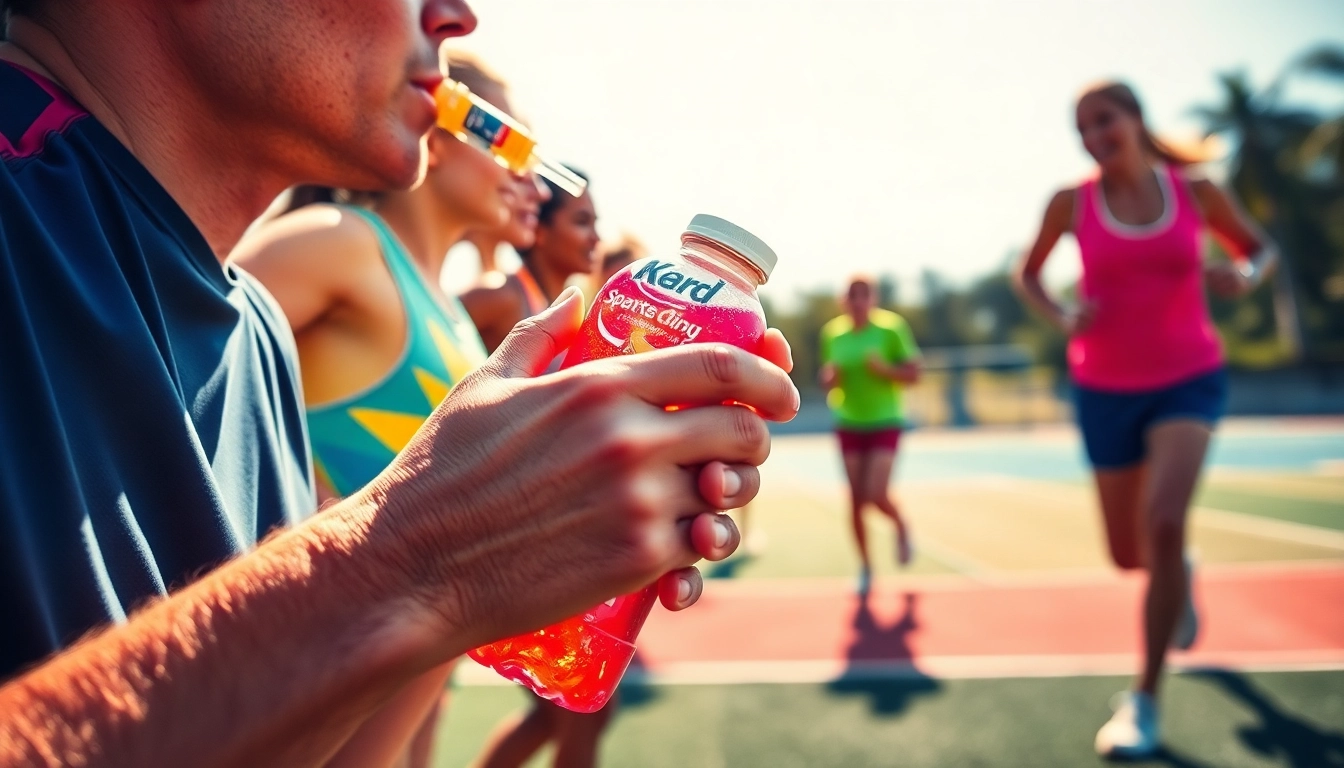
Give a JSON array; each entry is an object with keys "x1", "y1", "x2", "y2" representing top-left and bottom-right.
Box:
[
  {"x1": 434, "y1": 671, "x2": 1344, "y2": 767},
  {"x1": 717, "y1": 473, "x2": 1344, "y2": 583},
  {"x1": 1195, "y1": 486, "x2": 1344, "y2": 532},
  {"x1": 712, "y1": 493, "x2": 960, "y2": 582}
]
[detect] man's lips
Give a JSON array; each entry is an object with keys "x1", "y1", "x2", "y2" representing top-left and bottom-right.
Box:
[
  {"x1": 410, "y1": 73, "x2": 445, "y2": 123},
  {"x1": 411, "y1": 71, "x2": 445, "y2": 95}
]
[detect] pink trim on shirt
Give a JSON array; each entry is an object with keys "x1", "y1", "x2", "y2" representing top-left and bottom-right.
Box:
[
  {"x1": 0, "y1": 61, "x2": 88, "y2": 161},
  {"x1": 1068, "y1": 165, "x2": 1223, "y2": 392}
]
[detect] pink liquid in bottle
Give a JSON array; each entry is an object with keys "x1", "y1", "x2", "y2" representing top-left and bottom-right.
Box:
[{"x1": 468, "y1": 214, "x2": 779, "y2": 712}]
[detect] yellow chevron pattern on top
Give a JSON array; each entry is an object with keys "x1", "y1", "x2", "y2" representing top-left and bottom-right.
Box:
[
  {"x1": 348, "y1": 407, "x2": 427, "y2": 454},
  {"x1": 427, "y1": 319, "x2": 481, "y2": 384},
  {"x1": 414, "y1": 367, "x2": 450, "y2": 409}
]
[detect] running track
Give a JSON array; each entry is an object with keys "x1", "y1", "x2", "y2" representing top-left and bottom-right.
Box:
[
  {"x1": 631, "y1": 563, "x2": 1344, "y2": 683},
  {"x1": 458, "y1": 422, "x2": 1344, "y2": 687},
  {"x1": 455, "y1": 563, "x2": 1344, "y2": 686}
]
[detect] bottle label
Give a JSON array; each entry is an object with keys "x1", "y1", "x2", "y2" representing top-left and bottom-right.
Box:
[
  {"x1": 593, "y1": 260, "x2": 722, "y2": 352},
  {"x1": 631, "y1": 259, "x2": 725, "y2": 304},
  {"x1": 462, "y1": 105, "x2": 512, "y2": 149},
  {"x1": 567, "y1": 256, "x2": 764, "y2": 363}
]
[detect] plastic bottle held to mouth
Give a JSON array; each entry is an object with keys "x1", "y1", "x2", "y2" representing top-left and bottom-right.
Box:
[
  {"x1": 467, "y1": 214, "x2": 779, "y2": 713},
  {"x1": 435, "y1": 78, "x2": 587, "y2": 197}
]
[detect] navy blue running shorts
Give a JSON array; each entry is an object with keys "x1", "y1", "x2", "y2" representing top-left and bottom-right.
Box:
[{"x1": 1073, "y1": 368, "x2": 1228, "y2": 470}]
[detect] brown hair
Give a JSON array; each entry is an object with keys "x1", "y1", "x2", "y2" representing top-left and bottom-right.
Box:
[
  {"x1": 1078, "y1": 81, "x2": 1202, "y2": 167},
  {"x1": 441, "y1": 50, "x2": 509, "y2": 105},
  {"x1": 599, "y1": 234, "x2": 647, "y2": 274},
  {"x1": 845, "y1": 274, "x2": 877, "y2": 297}
]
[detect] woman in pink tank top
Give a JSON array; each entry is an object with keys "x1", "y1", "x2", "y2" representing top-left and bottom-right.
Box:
[{"x1": 1014, "y1": 82, "x2": 1277, "y2": 759}]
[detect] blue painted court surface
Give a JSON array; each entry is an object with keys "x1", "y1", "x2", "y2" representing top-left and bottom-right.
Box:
[{"x1": 763, "y1": 420, "x2": 1344, "y2": 486}]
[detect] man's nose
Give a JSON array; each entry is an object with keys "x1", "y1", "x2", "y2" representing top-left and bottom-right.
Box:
[{"x1": 424, "y1": 0, "x2": 479, "y2": 47}]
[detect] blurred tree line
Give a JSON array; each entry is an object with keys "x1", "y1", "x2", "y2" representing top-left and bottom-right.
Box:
[
  {"x1": 764, "y1": 269, "x2": 1066, "y2": 397},
  {"x1": 767, "y1": 43, "x2": 1344, "y2": 397}
]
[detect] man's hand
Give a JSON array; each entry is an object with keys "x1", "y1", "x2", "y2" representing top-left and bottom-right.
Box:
[
  {"x1": 0, "y1": 290, "x2": 798, "y2": 768},
  {"x1": 361, "y1": 288, "x2": 800, "y2": 652}
]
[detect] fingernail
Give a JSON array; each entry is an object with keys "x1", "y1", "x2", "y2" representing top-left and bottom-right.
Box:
[
  {"x1": 677, "y1": 577, "x2": 692, "y2": 604},
  {"x1": 791, "y1": 384, "x2": 801, "y2": 411},
  {"x1": 713, "y1": 518, "x2": 731, "y2": 548},
  {"x1": 549, "y1": 285, "x2": 579, "y2": 308},
  {"x1": 722, "y1": 469, "x2": 743, "y2": 498}
]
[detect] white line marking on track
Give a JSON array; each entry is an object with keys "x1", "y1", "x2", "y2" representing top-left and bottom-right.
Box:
[
  {"x1": 991, "y1": 476, "x2": 1344, "y2": 552},
  {"x1": 697, "y1": 559, "x2": 1344, "y2": 597},
  {"x1": 456, "y1": 651, "x2": 1344, "y2": 687}
]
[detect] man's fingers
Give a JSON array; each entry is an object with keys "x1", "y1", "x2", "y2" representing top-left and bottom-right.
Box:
[
  {"x1": 695, "y1": 461, "x2": 761, "y2": 510},
  {"x1": 679, "y1": 510, "x2": 740, "y2": 563},
  {"x1": 619, "y1": 344, "x2": 799, "y2": 421},
  {"x1": 486, "y1": 286, "x2": 584, "y2": 379},
  {"x1": 661, "y1": 406, "x2": 771, "y2": 467},
  {"x1": 658, "y1": 568, "x2": 704, "y2": 611}
]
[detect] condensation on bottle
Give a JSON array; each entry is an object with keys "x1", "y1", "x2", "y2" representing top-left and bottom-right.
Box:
[{"x1": 468, "y1": 214, "x2": 780, "y2": 712}]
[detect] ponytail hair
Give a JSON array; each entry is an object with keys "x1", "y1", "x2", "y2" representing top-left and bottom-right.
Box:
[{"x1": 1079, "y1": 81, "x2": 1204, "y2": 167}]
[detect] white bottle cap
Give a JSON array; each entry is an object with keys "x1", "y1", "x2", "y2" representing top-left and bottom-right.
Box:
[{"x1": 684, "y1": 214, "x2": 778, "y2": 281}]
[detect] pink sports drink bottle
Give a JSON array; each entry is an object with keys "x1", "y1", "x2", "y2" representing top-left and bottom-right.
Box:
[{"x1": 468, "y1": 213, "x2": 779, "y2": 712}]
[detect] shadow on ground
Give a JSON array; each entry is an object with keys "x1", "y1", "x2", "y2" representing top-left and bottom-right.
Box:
[
  {"x1": 825, "y1": 591, "x2": 941, "y2": 716},
  {"x1": 1113, "y1": 747, "x2": 1219, "y2": 768},
  {"x1": 705, "y1": 553, "x2": 755, "y2": 580},
  {"x1": 615, "y1": 651, "x2": 661, "y2": 710},
  {"x1": 1190, "y1": 669, "x2": 1344, "y2": 768}
]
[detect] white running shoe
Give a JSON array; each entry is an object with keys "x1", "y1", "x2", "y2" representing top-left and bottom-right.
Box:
[
  {"x1": 1095, "y1": 690, "x2": 1160, "y2": 759},
  {"x1": 1172, "y1": 554, "x2": 1199, "y2": 650}
]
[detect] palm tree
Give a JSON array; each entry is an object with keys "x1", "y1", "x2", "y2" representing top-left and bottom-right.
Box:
[
  {"x1": 1296, "y1": 46, "x2": 1344, "y2": 180},
  {"x1": 1196, "y1": 74, "x2": 1311, "y2": 361},
  {"x1": 1195, "y1": 44, "x2": 1344, "y2": 364}
]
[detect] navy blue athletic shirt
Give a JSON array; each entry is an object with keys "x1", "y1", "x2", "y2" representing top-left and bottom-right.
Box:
[{"x1": 0, "y1": 60, "x2": 315, "y2": 680}]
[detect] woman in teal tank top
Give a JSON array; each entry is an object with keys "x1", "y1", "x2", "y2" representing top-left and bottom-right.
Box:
[
  {"x1": 238, "y1": 112, "x2": 522, "y2": 500},
  {"x1": 302, "y1": 205, "x2": 488, "y2": 496}
]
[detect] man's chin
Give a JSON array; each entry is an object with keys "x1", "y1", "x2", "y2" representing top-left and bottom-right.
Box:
[
  {"x1": 378, "y1": 139, "x2": 430, "y2": 191},
  {"x1": 338, "y1": 150, "x2": 425, "y2": 194}
]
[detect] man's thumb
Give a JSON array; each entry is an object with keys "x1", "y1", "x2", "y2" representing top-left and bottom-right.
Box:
[{"x1": 489, "y1": 286, "x2": 585, "y2": 378}]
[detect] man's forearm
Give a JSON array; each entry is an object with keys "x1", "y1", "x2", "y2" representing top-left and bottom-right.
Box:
[{"x1": 0, "y1": 500, "x2": 444, "y2": 768}]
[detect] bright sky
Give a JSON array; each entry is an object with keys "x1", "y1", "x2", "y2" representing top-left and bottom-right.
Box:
[{"x1": 445, "y1": 0, "x2": 1344, "y2": 307}]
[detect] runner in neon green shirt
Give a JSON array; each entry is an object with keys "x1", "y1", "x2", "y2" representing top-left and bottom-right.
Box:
[
  {"x1": 821, "y1": 308, "x2": 920, "y2": 429},
  {"x1": 819, "y1": 277, "x2": 922, "y2": 593}
]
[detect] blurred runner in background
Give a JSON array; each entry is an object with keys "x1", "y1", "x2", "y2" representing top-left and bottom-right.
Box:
[
  {"x1": 820, "y1": 275, "x2": 922, "y2": 595},
  {"x1": 1015, "y1": 81, "x2": 1276, "y2": 760}
]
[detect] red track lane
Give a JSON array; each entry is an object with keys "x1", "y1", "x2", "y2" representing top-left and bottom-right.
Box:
[{"x1": 636, "y1": 567, "x2": 1344, "y2": 667}]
